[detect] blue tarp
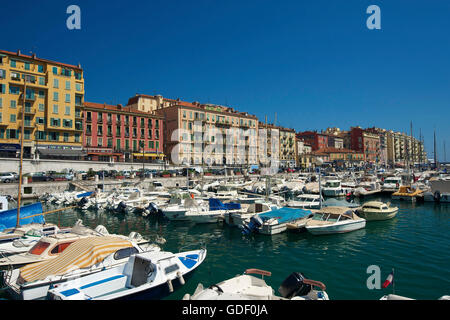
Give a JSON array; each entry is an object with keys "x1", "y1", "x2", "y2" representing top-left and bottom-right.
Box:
[
  {"x1": 0, "y1": 202, "x2": 44, "y2": 232},
  {"x1": 76, "y1": 191, "x2": 93, "y2": 198},
  {"x1": 209, "y1": 198, "x2": 241, "y2": 211},
  {"x1": 258, "y1": 207, "x2": 312, "y2": 224}
]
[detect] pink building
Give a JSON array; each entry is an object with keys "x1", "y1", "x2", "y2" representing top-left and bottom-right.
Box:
[{"x1": 82, "y1": 102, "x2": 165, "y2": 162}]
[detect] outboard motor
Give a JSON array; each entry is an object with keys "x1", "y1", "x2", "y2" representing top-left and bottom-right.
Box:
[
  {"x1": 278, "y1": 272, "x2": 312, "y2": 299},
  {"x1": 147, "y1": 202, "x2": 159, "y2": 215},
  {"x1": 241, "y1": 215, "x2": 263, "y2": 235},
  {"x1": 77, "y1": 197, "x2": 89, "y2": 207},
  {"x1": 117, "y1": 201, "x2": 127, "y2": 213},
  {"x1": 434, "y1": 190, "x2": 441, "y2": 203}
]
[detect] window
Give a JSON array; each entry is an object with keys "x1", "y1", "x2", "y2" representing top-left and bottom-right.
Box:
[
  {"x1": 75, "y1": 72, "x2": 82, "y2": 80},
  {"x1": 39, "y1": 90, "x2": 45, "y2": 98},
  {"x1": 39, "y1": 77, "x2": 45, "y2": 85},
  {"x1": 53, "y1": 92, "x2": 59, "y2": 101},
  {"x1": 149, "y1": 141, "x2": 154, "y2": 149},
  {"x1": 38, "y1": 103, "x2": 45, "y2": 112},
  {"x1": 156, "y1": 141, "x2": 159, "y2": 149},
  {"x1": 53, "y1": 105, "x2": 58, "y2": 114},
  {"x1": 65, "y1": 106, "x2": 70, "y2": 115},
  {"x1": 50, "y1": 241, "x2": 75, "y2": 255},
  {"x1": 24, "y1": 130, "x2": 31, "y2": 140},
  {"x1": 63, "y1": 133, "x2": 69, "y2": 142},
  {"x1": 76, "y1": 83, "x2": 82, "y2": 91},
  {"x1": 50, "y1": 118, "x2": 60, "y2": 127},
  {"x1": 36, "y1": 131, "x2": 46, "y2": 140},
  {"x1": 75, "y1": 133, "x2": 80, "y2": 142},
  {"x1": 52, "y1": 66, "x2": 58, "y2": 75},
  {"x1": 0, "y1": 112, "x2": 2, "y2": 123},
  {"x1": 65, "y1": 81, "x2": 70, "y2": 90},
  {"x1": 97, "y1": 137, "x2": 103, "y2": 147},
  {"x1": 0, "y1": 69, "x2": 5, "y2": 79},
  {"x1": 9, "y1": 86, "x2": 20, "y2": 95},
  {"x1": 36, "y1": 117, "x2": 45, "y2": 124},
  {"x1": 0, "y1": 98, "x2": 2, "y2": 108},
  {"x1": 24, "y1": 62, "x2": 30, "y2": 70},
  {"x1": 28, "y1": 241, "x2": 50, "y2": 255},
  {"x1": 53, "y1": 79, "x2": 59, "y2": 88},
  {"x1": 10, "y1": 60, "x2": 16, "y2": 68},
  {"x1": 0, "y1": 84, "x2": 5, "y2": 94},
  {"x1": 63, "y1": 119, "x2": 72, "y2": 128},
  {"x1": 38, "y1": 65, "x2": 44, "y2": 73},
  {"x1": 10, "y1": 114, "x2": 16, "y2": 123},
  {"x1": 114, "y1": 247, "x2": 138, "y2": 260},
  {"x1": 10, "y1": 100, "x2": 16, "y2": 108}
]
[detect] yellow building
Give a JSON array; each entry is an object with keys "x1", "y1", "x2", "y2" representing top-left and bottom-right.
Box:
[{"x1": 0, "y1": 49, "x2": 84, "y2": 159}]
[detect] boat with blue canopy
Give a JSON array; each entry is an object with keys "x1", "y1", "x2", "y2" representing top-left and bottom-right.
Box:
[{"x1": 242, "y1": 207, "x2": 314, "y2": 235}]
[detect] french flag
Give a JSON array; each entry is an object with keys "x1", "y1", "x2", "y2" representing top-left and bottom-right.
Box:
[{"x1": 382, "y1": 270, "x2": 394, "y2": 288}]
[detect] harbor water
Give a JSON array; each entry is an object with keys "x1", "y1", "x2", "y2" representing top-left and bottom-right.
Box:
[{"x1": 2, "y1": 195, "x2": 449, "y2": 300}]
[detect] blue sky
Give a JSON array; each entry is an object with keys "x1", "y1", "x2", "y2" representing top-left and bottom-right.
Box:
[{"x1": 1, "y1": 0, "x2": 449, "y2": 160}]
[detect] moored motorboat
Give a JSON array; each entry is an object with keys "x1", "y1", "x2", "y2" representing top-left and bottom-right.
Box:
[
  {"x1": 356, "y1": 201, "x2": 398, "y2": 221},
  {"x1": 4, "y1": 236, "x2": 160, "y2": 300},
  {"x1": 391, "y1": 186, "x2": 423, "y2": 201},
  {"x1": 47, "y1": 247, "x2": 207, "y2": 300},
  {"x1": 304, "y1": 207, "x2": 366, "y2": 235},
  {"x1": 183, "y1": 269, "x2": 329, "y2": 300}
]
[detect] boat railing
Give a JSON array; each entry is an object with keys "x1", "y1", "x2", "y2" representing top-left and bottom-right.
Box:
[{"x1": 244, "y1": 268, "x2": 272, "y2": 279}]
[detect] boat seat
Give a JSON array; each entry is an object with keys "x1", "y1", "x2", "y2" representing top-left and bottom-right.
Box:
[{"x1": 239, "y1": 285, "x2": 273, "y2": 299}]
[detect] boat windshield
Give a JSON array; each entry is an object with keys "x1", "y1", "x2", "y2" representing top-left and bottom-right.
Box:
[
  {"x1": 28, "y1": 240, "x2": 50, "y2": 256},
  {"x1": 325, "y1": 182, "x2": 340, "y2": 188},
  {"x1": 326, "y1": 214, "x2": 341, "y2": 222},
  {"x1": 385, "y1": 179, "x2": 399, "y2": 184},
  {"x1": 312, "y1": 213, "x2": 325, "y2": 221}
]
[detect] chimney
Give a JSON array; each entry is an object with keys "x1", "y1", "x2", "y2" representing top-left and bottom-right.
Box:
[
  {"x1": 17, "y1": 49, "x2": 21, "y2": 56},
  {"x1": 32, "y1": 53, "x2": 36, "y2": 59}
]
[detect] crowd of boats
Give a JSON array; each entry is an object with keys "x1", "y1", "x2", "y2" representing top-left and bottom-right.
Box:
[{"x1": 0, "y1": 168, "x2": 449, "y2": 300}]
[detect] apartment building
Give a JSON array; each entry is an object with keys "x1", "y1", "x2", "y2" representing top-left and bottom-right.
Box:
[
  {"x1": 156, "y1": 101, "x2": 258, "y2": 166},
  {"x1": 83, "y1": 102, "x2": 164, "y2": 162},
  {"x1": 0, "y1": 49, "x2": 84, "y2": 159}
]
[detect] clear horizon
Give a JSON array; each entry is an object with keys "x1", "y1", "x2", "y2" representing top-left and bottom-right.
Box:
[{"x1": 1, "y1": 0, "x2": 449, "y2": 161}]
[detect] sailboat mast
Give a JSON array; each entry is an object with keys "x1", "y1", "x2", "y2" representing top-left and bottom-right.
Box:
[
  {"x1": 16, "y1": 80, "x2": 26, "y2": 227},
  {"x1": 434, "y1": 129, "x2": 437, "y2": 170}
]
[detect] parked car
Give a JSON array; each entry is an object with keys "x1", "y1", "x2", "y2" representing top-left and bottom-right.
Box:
[
  {"x1": 31, "y1": 172, "x2": 53, "y2": 182},
  {"x1": 0, "y1": 172, "x2": 18, "y2": 183}
]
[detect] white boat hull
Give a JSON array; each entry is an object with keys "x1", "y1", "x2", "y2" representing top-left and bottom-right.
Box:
[{"x1": 306, "y1": 220, "x2": 366, "y2": 235}]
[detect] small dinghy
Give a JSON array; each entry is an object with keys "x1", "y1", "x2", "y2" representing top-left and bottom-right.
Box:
[{"x1": 183, "y1": 269, "x2": 329, "y2": 300}]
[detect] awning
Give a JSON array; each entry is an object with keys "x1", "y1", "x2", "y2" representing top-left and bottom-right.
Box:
[
  {"x1": 37, "y1": 149, "x2": 86, "y2": 157},
  {"x1": 132, "y1": 153, "x2": 165, "y2": 158}
]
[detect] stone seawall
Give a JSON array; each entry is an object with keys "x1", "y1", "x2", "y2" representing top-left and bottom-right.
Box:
[{"x1": 0, "y1": 174, "x2": 261, "y2": 199}]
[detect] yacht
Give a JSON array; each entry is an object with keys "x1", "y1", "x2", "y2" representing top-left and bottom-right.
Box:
[
  {"x1": 321, "y1": 180, "x2": 351, "y2": 197},
  {"x1": 381, "y1": 176, "x2": 402, "y2": 193},
  {"x1": 285, "y1": 194, "x2": 323, "y2": 209}
]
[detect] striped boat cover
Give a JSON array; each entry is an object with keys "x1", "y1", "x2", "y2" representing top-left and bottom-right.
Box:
[{"x1": 19, "y1": 236, "x2": 133, "y2": 283}]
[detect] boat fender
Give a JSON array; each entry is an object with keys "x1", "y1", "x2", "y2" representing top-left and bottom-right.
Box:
[
  {"x1": 177, "y1": 271, "x2": 185, "y2": 285},
  {"x1": 167, "y1": 279, "x2": 174, "y2": 292}
]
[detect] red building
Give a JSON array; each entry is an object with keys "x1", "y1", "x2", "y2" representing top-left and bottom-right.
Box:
[
  {"x1": 296, "y1": 131, "x2": 329, "y2": 151},
  {"x1": 82, "y1": 102, "x2": 165, "y2": 162},
  {"x1": 350, "y1": 127, "x2": 380, "y2": 163}
]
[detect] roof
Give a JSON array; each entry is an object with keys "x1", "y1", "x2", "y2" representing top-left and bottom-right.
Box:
[
  {"x1": 19, "y1": 236, "x2": 133, "y2": 283},
  {"x1": 0, "y1": 49, "x2": 82, "y2": 70},
  {"x1": 83, "y1": 102, "x2": 164, "y2": 119}
]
